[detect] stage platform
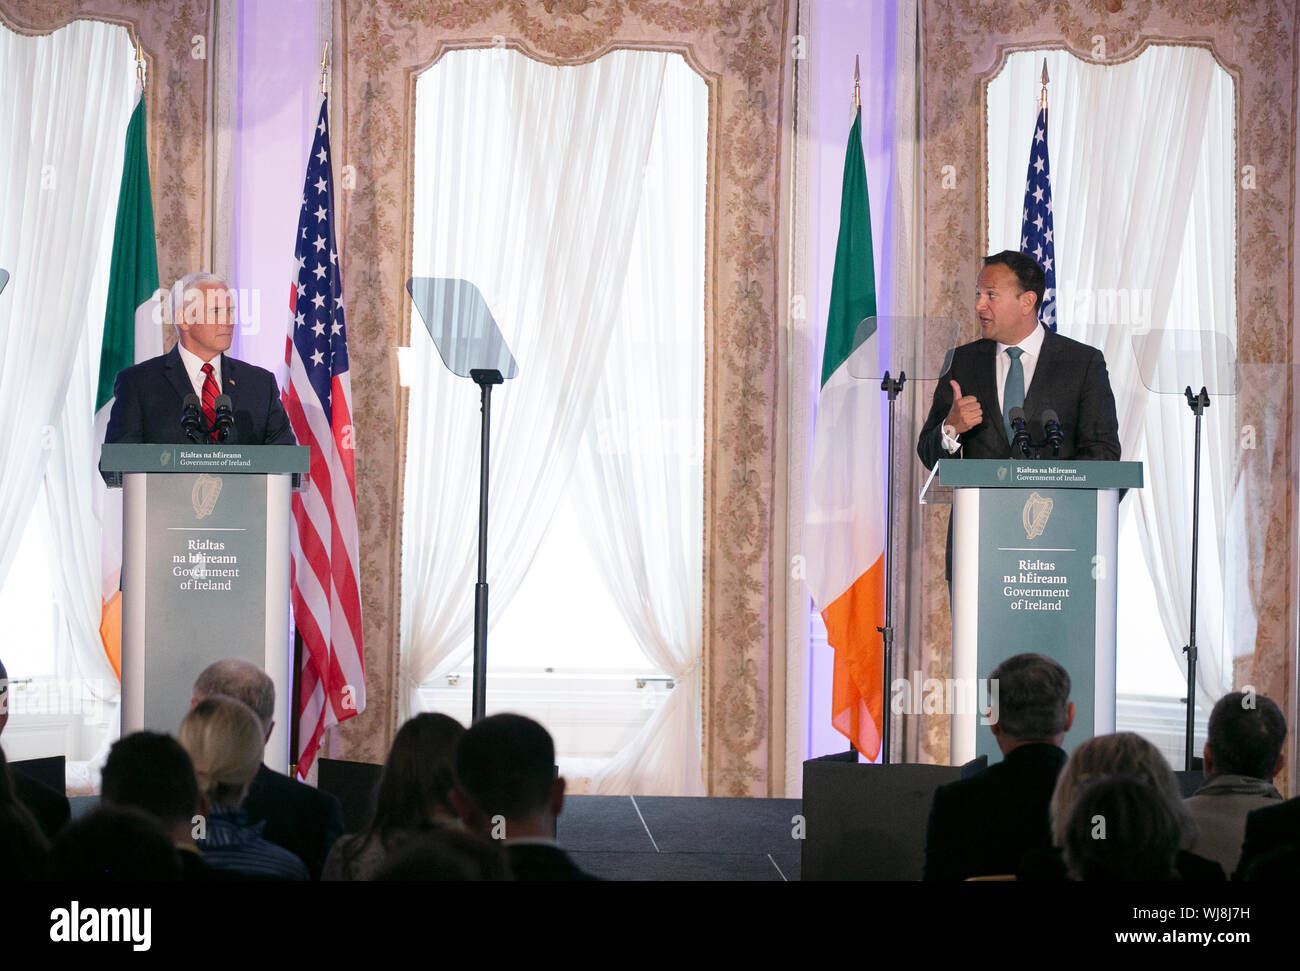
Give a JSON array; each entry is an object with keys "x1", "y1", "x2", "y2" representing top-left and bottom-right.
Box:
[{"x1": 561, "y1": 796, "x2": 802, "y2": 881}]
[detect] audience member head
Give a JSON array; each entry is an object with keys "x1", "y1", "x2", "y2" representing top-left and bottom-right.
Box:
[
  {"x1": 1050, "y1": 731, "x2": 1194, "y2": 849},
  {"x1": 178, "y1": 695, "x2": 265, "y2": 809},
  {"x1": 1204, "y1": 691, "x2": 1286, "y2": 781},
  {"x1": 0, "y1": 745, "x2": 49, "y2": 879},
  {"x1": 374, "y1": 712, "x2": 465, "y2": 830},
  {"x1": 987, "y1": 653, "x2": 1074, "y2": 753},
  {"x1": 370, "y1": 827, "x2": 511, "y2": 881},
  {"x1": 335, "y1": 713, "x2": 466, "y2": 879},
  {"x1": 192, "y1": 659, "x2": 275, "y2": 742},
  {"x1": 102, "y1": 731, "x2": 201, "y2": 844},
  {"x1": 1062, "y1": 775, "x2": 1181, "y2": 881},
  {"x1": 46, "y1": 806, "x2": 182, "y2": 880},
  {"x1": 452, "y1": 713, "x2": 562, "y2": 838}
]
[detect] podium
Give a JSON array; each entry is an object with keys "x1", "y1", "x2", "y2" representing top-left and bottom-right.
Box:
[
  {"x1": 101, "y1": 444, "x2": 309, "y2": 772},
  {"x1": 931, "y1": 459, "x2": 1143, "y2": 765}
]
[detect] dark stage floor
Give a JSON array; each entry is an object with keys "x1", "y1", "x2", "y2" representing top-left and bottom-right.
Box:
[{"x1": 559, "y1": 796, "x2": 803, "y2": 881}]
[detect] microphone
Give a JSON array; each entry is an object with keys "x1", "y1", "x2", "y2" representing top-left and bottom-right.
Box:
[
  {"x1": 213, "y1": 394, "x2": 235, "y2": 443},
  {"x1": 181, "y1": 394, "x2": 204, "y2": 443},
  {"x1": 1009, "y1": 406, "x2": 1033, "y2": 458},
  {"x1": 1042, "y1": 408, "x2": 1064, "y2": 456}
]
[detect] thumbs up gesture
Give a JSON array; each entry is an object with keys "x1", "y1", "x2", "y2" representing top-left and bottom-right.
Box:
[{"x1": 945, "y1": 379, "x2": 983, "y2": 435}]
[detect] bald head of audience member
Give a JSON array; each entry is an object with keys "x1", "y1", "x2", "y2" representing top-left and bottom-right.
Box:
[
  {"x1": 192, "y1": 659, "x2": 275, "y2": 743},
  {"x1": 1204, "y1": 690, "x2": 1286, "y2": 781},
  {"x1": 452, "y1": 713, "x2": 562, "y2": 840},
  {"x1": 102, "y1": 731, "x2": 201, "y2": 846},
  {"x1": 987, "y1": 653, "x2": 1075, "y2": 755}
]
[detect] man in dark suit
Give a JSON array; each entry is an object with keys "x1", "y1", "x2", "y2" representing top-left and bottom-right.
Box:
[
  {"x1": 191, "y1": 659, "x2": 344, "y2": 880},
  {"x1": 917, "y1": 251, "x2": 1120, "y2": 579},
  {"x1": 918, "y1": 250, "x2": 1120, "y2": 468},
  {"x1": 451, "y1": 713, "x2": 597, "y2": 881},
  {"x1": 104, "y1": 272, "x2": 295, "y2": 446},
  {"x1": 923, "y1": 653, "x2": 1074, "y2": 880}
]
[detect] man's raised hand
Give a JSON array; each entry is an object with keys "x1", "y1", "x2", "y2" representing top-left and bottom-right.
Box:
[{"x1": 944, "y1": 379, "x2": 982, "y2": 436}]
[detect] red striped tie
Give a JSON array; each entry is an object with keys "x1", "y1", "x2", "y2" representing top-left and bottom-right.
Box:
[{"x1": 201, "y1": 363, "x2": 219, "y2": 442}]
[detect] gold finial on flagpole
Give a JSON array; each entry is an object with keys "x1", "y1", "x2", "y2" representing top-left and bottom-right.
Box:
[
  {"x1": 1040, "y1": 58, "x2": 1049, "y2": 111},
  {"x1": 320, "y1": 42, "x2": 330, "y2": 97},
  {"x1": 854, "y1": 54, "x2": 861, "y2": 109},
  {"x1": 135, "y1": 39, "x2": 146, "y2": 89}
]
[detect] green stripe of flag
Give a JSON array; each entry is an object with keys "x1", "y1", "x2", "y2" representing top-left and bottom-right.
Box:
[
  {"x1": 820, "y1": 106, "x2": 877, "y2": 389},
  {"x1": 96, "y1": 93, "x2": 159, "y2": 412}
]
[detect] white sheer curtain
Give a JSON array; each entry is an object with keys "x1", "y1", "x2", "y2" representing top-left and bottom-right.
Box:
[
  {"x1": 577, "y1": 55, "x2": 706, "y2": 795},
  {"x1": 0, "y1": 19, "x2": 135, "y2": 708},
  {"x1": 988, "y1": 47, "x2": 1237, "y2": 706},
  {"x1": 400, "y1": 49, "x2": 670, "y2": 713}
]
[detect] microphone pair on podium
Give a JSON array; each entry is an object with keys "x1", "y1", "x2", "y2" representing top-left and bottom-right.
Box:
[
  {"x1": 1009, "y1": 407, "x2": 1064, "y2": 459},
  {"x1": 181, "y1": 393, "x2": 235, "y2": 444}
]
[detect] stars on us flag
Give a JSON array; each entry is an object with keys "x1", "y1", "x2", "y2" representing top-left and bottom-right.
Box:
[
  {"x1": 289, "y1": 100, "x2": 350, "y2": 392},
  {"x1": 1021, "y1": 107, "x2": 1058, "y2": 330}
]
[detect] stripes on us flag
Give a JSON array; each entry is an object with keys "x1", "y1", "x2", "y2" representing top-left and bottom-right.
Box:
[{"x1": 282, "y1": 96, "x2": 365, "y2": 777}]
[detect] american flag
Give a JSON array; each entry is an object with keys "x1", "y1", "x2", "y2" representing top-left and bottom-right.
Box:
[
  {"x1": 282, "y1": 97, "x2": 365, "y2": 777},
  {"x1": 1020, "y1": 101, "x2": 1057, "y2": 330}
]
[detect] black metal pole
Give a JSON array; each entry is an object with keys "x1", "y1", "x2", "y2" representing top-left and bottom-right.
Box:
[
  {"x1": 470, "y1": 368, "x2": 503, "y2": 724},
  {"x1": 472, "y1": 382, "x2": 492, "y2": 724},
  {"x1": 880, "y1": 370, "x2": 905, "y2": 765},
  {"x1": 1183, "y1": 386, "x2": 1209, "y2": 771}
]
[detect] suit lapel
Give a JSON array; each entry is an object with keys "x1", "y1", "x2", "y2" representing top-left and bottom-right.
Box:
[
  {"x1": 220, "y1": 354, "x2": 237, "y2": 397},
  {"x1": 162, "y1": 345, "x2": 194, "y2": 405},
  {"x1": 975, "y1": 340, "x2": 1009, "y2": 450},
  {"x1": 1022, "y1": 327, "x2": 1056, "y2": 418}
]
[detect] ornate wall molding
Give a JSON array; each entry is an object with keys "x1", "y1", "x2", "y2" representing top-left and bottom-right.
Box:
[
  {"x1": 1, "y1": 0, "x2": 212, "y2": 300},
  {"x1": 336, "y1": 0, "x2": 792, "y2": 793},
  {"x1": 919, "y1": 0, "x2": 1296, "y2": 770}
]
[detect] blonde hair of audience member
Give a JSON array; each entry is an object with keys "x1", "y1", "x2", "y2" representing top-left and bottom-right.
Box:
[
  {"x1": 1049, "y1": 731, "x2": 1195, "y2": 849},
  {"x1": 178, "y1": 695, "x2": 265, "y2": 809}
]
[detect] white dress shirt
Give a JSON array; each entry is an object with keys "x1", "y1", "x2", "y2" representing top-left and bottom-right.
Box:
[
  {"x1": 942, "y1": 324, "x2": 1046, "y2": 453},
  {"x1": 176, "y1": 342, "x2": 223, "y2": 399}
]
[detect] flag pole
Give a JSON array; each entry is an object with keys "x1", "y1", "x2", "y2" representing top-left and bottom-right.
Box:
[
  {"x1": 320, "y1": 42, "x2": 329, "y2": 97},
  {"x1": 1040, "y1": 58, "x2": 1049, "y2": 111},
  {"x1": 135, "y1": 40, "x2": 146, "y2": 89}
]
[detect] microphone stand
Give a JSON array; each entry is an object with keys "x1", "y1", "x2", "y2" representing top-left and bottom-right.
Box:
[{"x1": 1182, "y1": 386, "x2": 1210, "y2": 771}]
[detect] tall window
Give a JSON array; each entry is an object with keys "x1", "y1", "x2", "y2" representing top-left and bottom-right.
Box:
[
  {"x1": 401, "y1": 49, "x2": 707, "y2": 794},
  {"x1": 0, "y1": 20, "x2": 137, "y2": 777},
  {"x1": 987, "y1": 47, "x2": 1237, "y2": 765}
]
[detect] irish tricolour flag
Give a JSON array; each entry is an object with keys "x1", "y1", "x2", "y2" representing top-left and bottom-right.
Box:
[
  {"x1": 95, "y1": 83, "x2": 163, "y2": 678},
  {"x1": 805, "y1": 105, "x2": 885, "y2": 760}
]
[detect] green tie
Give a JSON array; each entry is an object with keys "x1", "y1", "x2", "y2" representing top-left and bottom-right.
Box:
[{"x1": 1003, "y1": 347, "x2": 1025, "y2": 445}]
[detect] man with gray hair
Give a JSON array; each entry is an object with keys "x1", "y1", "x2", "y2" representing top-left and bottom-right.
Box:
[
  {"x1": 923, "y1": 652, "x2": 1075, "y2": 880},
  {"x1": 1185, "y1": 690, "x2": 1286, "y2": 875},
  {"x1": 190, "y1": 659, "x2": 343, "y2": 879},
  {"x1": 104, "y1": 271, "x2": 295, "y2": 445}
]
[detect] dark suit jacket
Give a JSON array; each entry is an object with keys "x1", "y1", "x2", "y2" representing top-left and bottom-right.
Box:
[
  {"x1": 242, "y1": 763, "x2": 345, "y2": 881},
  {"x1": 916, "y1": 328, "x2": 1121, "y2": 579},
  {"x1": 506, "y1": 842, "x2": 599, "y2": 881},
  {"x1": 917, "y1": 327, "x2": 1121, "y2": 469},
  {"x1": 923, "y1": 742, "x2": 1067, "y2": 881},
  {"x1": 1235, "y1": 795, "x2": 1300, "y2": 879},
  {"x1": 104, "y1": 345, "x2": 296, "y2": 446}
]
